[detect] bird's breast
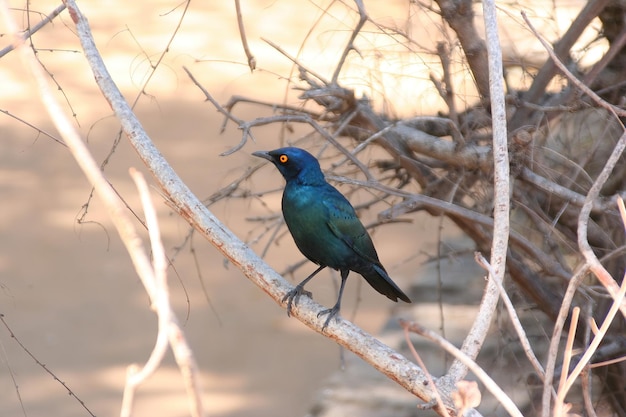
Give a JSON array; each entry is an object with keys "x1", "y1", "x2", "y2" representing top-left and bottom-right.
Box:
[
  {"x1": 281, "y1": 184, "x2": 348, "y2": 268},
  {"x1": 281, "y1": 184, "x2": 325, "y2": 238}
]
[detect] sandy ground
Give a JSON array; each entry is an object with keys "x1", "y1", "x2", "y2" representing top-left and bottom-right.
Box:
[{"x1": 0, "y1": 1, "x2": 587, "y2": 416}]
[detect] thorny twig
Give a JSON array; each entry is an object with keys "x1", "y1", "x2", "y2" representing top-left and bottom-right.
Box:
[
  {"x1": 0, "y1": 3, "x2": 66, "y2": 58},
  {"x1": 234, "y1": 0, "x2": 256, "y2": 72}
]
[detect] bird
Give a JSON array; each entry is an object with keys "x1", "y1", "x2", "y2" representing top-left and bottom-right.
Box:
[{"x1": 252, "y1": 147, "x2": 411, "y2": 330}]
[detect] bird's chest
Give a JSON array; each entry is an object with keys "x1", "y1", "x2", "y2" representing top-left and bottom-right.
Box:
[
  {"x1": 281, "y1": 184, "x2": 343, "y2": 266},
  {"x1": 282, "y1": 185, "x2": 325, "y2": 236}
]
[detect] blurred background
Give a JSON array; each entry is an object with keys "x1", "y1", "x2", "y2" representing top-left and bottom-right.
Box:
[{"x1": 0, "y1": 1, "x2": 591, "y2": 416}]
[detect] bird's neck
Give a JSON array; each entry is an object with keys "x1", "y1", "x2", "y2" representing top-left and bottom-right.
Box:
[{"x1": 289, "y1": 168, "x2": 326, "y2": 186}]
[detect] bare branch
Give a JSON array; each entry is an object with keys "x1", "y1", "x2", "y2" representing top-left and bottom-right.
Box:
[
  {"x1": 447, "y1": 0, "x2": 510, "y2": 381},
  {"x1": 0, "y1": 3, "x2": 66, "y2": 58},
  {"x1": 120, "y1": 169, "x2": 171, "y2": 417},
  {"x1": 401, "y1": 320, "x2": 524, "y2": 417},
  {"x1": 434, "y1": 0, "x2": 490, "y2": 100},
  {"x1": 510, "y1": 0, "x2": 612, "y2": 129},
  {"x1": 331, "y1": 0, "x2": 367, "y2": 84},
  {"x1": 234, "y1": 0, "x2": 256, "y2": 72},
  {"x1": 474, "y1": 253, "x2": 547, "y2": 382},
  {"x1": 521, "y1": 10, "x2": 626, "y2": 118}
]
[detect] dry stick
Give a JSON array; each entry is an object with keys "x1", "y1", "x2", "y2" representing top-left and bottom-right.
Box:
[
  {"x1": 0, "y1": 108, "x2": 64, "y2": 146},
  {"x1": 61, "y1": 0, "x2": 455, "y2": 412},
  {"x1": 553, "y1": 306, "x2": 580, "y2": 417},
  {"x1": 576, "y1": 127, "x2": 626, "y2": 313},
  {"x1": 1, "y1": 3, "x2": 206, "y2": 417},
  {"x1": 521, "y1": 11, "x2": 626, "y2": 119},
  {"x1": 541, "y1": 265, "x2": 588, "y2": 417},
  {"x1": 331, "y1": 0, "x2": 367, "y2": 84},
  {"x1": 520, "y1": 167, "x2": 622, "y2": 213},
  {"x1": 401, "y1": 320, "x2": 524, "y2": 417},
  {"x1": 474, "y1": 253, "x2": 549, "y2": 384},
  {"x1": 0, "y1": 316, "x2": 96, "y2": 416},
  {"x1": 362, "y1": 177, "x2": 571, "y2": 280},
  {"x1": 0, "y1": 2, "x2": 66, "y2": 58},
  {"x1": 403, "y1": 327, "x2": 451, "y2": 417},
  {"x1": 556, "y1": 275, "x2": 626, "y2": 415},
  {"x1": 433, "y1": 0, "x2": 490, "y2": 100},
  {"x1": 509, "y1": 0, "x2": 612, "y2": 129},
  {"x1": 134, "y1": 0, "x2": 190, "y2": 103},
  {"x1": 446, "y1": 0, "x2": 510, "y2": 382},
  {"x1": 234, "y1": 0, "x2": 255, "y2": 71},
  {"x1": 434, "y1": 41, "x2": 459, "y2": 133},
  {"x1": 187, "y1": 67, "x2": 376, "y2": 180},
  {"x1": 262, "y1": 37, "x2": 329, "y2": 85},
  {"x1": 580, "y1": 368, "x2": 599, "y2": 417},
  {"x1": 182, "y1": 67, "x2": 244, "y2": 133},
  {"x1": 577, "y1": 116, "x2": 626, "y2": 322},
  {"x1": 120, "y1": 169, "x2": 172, "y2": 417},
  {"x1": 580, "y1": 25, "x2": 626, "y2": 94}
]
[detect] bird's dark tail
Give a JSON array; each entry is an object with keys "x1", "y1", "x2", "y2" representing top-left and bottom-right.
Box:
[{"x1": 360, "y1": 264, "x2": 411, "y2": 303}]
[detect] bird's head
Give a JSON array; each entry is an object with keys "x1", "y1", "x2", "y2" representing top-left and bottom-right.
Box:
[{"x1": 252, "y1": 147, "x2": 325, "y2": 184}]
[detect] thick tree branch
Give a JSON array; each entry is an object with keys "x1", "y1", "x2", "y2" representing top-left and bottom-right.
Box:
[{"x1": 434, "y1": 0, "x2": 490, "y2": 100}]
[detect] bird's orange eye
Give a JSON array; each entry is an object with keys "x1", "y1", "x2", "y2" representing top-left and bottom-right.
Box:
[{"x1": 279, "y1": 154, "x2": 288, "y2": 163}]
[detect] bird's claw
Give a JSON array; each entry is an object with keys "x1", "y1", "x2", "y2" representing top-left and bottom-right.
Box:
[
  {"x1": 282, "y1": 285, "x2": 312, "y2": 317},
  {"x1": 317, "y1": 306, "x2": 340, "y2": 332}
]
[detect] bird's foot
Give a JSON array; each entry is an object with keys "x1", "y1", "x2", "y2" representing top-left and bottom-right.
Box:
[
  {"x1": 282, "y1": 285, "x2": 312, "y2": 317},
  {"x1": 317, "y1": 306, "x2": 340, "y2": 332}
]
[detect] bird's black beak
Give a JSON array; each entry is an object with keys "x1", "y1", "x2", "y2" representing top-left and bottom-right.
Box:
[{"x1": 252, "y1": 150, "x2": 273, "y2": 162}]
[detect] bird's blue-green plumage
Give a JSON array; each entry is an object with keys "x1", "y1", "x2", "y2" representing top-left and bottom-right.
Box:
[{"x1": 253, "y1": 147, "x2": 410, "y2": 329}]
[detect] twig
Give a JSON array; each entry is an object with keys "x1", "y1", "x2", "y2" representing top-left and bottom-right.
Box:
[
  {"x1": 393, "y1": 124, "x2": 492, "y2": 171},
  {"x1": 120, "y1": 169, "x2": 172, "y2": 417},
  {"x1": 0, "y1": 314, "x2": 95, "y2": 416},
  {"x1": 234, "y1": 0, "x2": 256, "y2": 71},
  {"x1": 580, "y1": 25, "x2": 626, "y2": 93},
  {"x1": 262, "y1": 37, "x2": 329, "y2": 85},
  {"x1": 580, "y1": 368, "x2": 598, "y2": 417},
  {"x1": 542, "y1": 198, "x2": 626, "y2": 415},
  {"x1": 474, "y1": 253, "x2": 547, "y2": 382},
  {"x1": 401, "y1": 320, "x2": 524, "y2": 417},
  {"x1": 509, "y1": 0, "x2": 612, "y2": 129},
  {"x1": 433, "y1": 0, "x2": 490, "y2": 100},
  {"x1": 0, "y1": 108, "x2": 65, "y2": 146},
  {"x1": 331, "y1": 0, "x2": 367, "y2": 84},
  {"x1": 183, "y1": 66, "x2": 244, "y2": 130},
  {"x1": 521, "y1": 10, "x2": 626, "y2": 119},
  {"x1": 0, "y1": 3, "x2": 66, "y2": 58},
  {"x1": 556, "y1": 275, "x2": 626, "y2": 414},
  {"x1": 576, "y1": 129, "x2": 626, "y2": 316},
  {"x1": 434, "y1": 41, "x2": 459, "y2": 131},
  {"x1": 520, "y1": 167, "x2": 620, "y2": 213},
  {"x1": 541, "y1": 265, "x2": 588, "y2": 417},
  {"x1": 553, "y1": 306, "x2": 580, "y2": 417},
  {"x1": 360, "y1": 177, "x2": 570, "y2": 280},
  {"x1": 403, "y1": 326, "x2": 451, "y2": 417}
]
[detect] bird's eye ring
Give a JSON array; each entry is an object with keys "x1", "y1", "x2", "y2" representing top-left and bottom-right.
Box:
[{"x1": 279, "y1": 154, "x2": 288, "y2": 163}]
